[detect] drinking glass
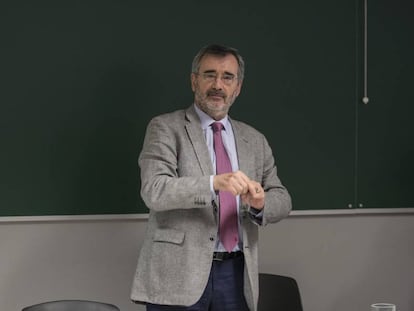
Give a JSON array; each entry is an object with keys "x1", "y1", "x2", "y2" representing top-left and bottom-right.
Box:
[{"x1": 371, "y1": 303, "x2": 396, "y2": 311}]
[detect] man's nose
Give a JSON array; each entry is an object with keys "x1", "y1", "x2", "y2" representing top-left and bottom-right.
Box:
[{"x1": 211, "y1": 76, "x2": 224, "y2": 89}]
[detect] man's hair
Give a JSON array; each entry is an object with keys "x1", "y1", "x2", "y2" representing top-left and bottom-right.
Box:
[{"x1": 191, "y1": 44, "x2": 245, "y2": 82}]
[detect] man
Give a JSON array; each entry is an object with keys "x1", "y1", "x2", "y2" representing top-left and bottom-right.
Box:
[{"x1": 131, "y1": 44, "x2": 291, "y2": 311}]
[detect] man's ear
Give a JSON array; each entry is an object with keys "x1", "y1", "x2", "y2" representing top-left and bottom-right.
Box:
[
  {"x1": 235, "y1": 81, "x2": 243, "y2": 97},
  {"x1": 190, "y1": 73, "x2": 197, "y2": 92}
]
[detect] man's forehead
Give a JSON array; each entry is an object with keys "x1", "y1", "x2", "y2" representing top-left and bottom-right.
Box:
[{"x1": 199, "y1": 54, "x2": 239, "y2": 72}]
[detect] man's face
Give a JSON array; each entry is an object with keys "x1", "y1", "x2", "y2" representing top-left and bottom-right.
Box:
[{"x1": 191, "y1": 54, "x2": 242, "y2": 120}]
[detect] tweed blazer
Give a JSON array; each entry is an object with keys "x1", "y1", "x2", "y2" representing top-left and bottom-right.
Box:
[{"x1": 130, "y1": 105, "x2": 291, "y2": 311}]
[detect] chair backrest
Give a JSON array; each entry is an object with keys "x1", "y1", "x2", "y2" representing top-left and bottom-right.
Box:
[
  {"x1": 258, "y1": 273, "x2": 303, "y2": 311},
  {"x1": 22, "y1": 300, "x2": 120, "y2": 311}
]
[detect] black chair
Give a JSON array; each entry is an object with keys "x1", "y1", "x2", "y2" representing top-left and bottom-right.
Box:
[
  {"x1": 22, "y1": 300, "x2": 120, "y2": 311},
  {"x1": 258, "y1": 273, "x2": 303, "y2": 311}
]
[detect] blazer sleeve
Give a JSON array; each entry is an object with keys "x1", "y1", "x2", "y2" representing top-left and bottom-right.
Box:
[{"x1": 256, "y1": 134, "x2": 292, "y2": 226}]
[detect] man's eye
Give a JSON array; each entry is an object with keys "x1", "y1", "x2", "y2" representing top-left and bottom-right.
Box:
[{"x1": 205, "y1": 73, "x2": 216, "y2": 79}]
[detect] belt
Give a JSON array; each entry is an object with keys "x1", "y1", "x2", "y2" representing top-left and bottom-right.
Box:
[{"x1": 213, "y1": 251, "x2": 243, "y2": 261}]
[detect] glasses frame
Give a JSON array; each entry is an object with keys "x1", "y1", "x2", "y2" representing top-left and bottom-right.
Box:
[{"x1": 195, "y1": 72, "x2": 238, "y2": 86}]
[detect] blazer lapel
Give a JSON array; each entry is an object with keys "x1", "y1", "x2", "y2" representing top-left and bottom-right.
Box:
[
  {"x1": 231, "y1": 119, "x2": 255, "y2": 178},
  {"x1": 185, "y1": 106, "x2": 214, "y2": 176},
  {"x1": 230, "y1": 119, "x2": 255, "y2": 214}
]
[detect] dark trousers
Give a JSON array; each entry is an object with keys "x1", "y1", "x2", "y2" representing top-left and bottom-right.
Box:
[{"x1": 146, "y1": 255, "x2": 249, "y2": 311}]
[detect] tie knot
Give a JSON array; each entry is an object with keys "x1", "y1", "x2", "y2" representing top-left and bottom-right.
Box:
[{"x1": 211, "y1": 122, "x2": 224, "y2": 133}]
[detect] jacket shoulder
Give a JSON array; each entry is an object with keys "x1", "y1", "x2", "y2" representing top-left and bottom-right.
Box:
[
  {"x1": 150, "y1": 109, "x2": 187, "y2": 123},
  {"x1": 230, "y1": 118, "x2": 265, "y2": 138}
]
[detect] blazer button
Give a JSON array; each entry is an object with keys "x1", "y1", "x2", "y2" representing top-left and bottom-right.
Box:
[{"x1": 210, "y1": 237, "x2": 215, "y2": 241}]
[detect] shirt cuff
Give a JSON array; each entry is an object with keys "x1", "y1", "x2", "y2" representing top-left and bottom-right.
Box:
[{"x1": 249, "y1": 206, "x2": 264, "y2": 218}]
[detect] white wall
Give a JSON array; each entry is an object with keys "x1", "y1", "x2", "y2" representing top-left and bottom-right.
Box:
[
  {"x1": 1, "y1": 212, "x2": 413, "y2": 311},
  {"x1": 259, "y1": 213, "x2": 414, "y2": 311}
]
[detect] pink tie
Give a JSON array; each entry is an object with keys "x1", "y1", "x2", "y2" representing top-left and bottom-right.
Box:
[{"x1": 211, "y1": 122, "x2": 238, "y2": 253}]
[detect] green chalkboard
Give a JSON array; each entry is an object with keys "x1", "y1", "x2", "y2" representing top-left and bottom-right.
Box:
[
  {"x1": 1, "y1": 0, "x2": 412, "y2": 216},
  {"x1": 357, "y1": 0, "x2": 414, "y2": 208}
]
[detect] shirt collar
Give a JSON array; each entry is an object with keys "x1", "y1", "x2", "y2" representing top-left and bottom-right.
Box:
[{"x1": 193, "y1": 104, "x2": 230, "y2": 131}]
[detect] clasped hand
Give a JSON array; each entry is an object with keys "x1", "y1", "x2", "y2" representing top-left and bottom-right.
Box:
[{"x1": 213, "y1": 170, "x2": 265, "y2": 210}]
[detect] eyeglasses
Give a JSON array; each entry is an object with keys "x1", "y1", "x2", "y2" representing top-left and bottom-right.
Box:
[{"x1": 196, "y1": 72, "x2": 238, "y2": 86}]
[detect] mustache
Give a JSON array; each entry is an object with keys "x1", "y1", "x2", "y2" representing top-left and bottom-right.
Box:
[{"x1": 207, "y1": 90, "x2": 226, "y2": 97}]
